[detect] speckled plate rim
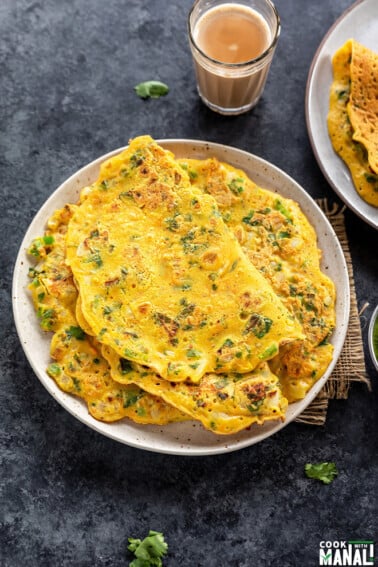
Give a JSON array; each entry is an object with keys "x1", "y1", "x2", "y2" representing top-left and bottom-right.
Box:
[
  {"x1": 368, "y1": 305, "x2": 378, "y2": 372},
  {"x1": 12, "y1": 139, "x2": 350, "y2": 456},
  {"x1": 305, "y1": 0, "x2": 378, "y2": 230}
]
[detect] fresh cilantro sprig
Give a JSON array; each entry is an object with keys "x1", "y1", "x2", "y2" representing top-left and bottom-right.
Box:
[
  {"x1": 305, "y1": 462, "x2": 338, "y2": 484},
  {"x1": 134, "y1": 81, "x2": 169, "y2": 99},
  {"x1": 127, "y1": 530, "x2": 168, "y2": 567}
]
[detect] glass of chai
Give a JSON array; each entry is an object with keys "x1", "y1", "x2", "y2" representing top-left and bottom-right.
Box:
[{"x1": 188, "y1": 0, "x2": 280, "y2": 115}]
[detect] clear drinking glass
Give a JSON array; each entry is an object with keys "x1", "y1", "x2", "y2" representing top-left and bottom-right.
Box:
[{"x1": 188, "y1": 0, "x2": 280, "y2": 115}]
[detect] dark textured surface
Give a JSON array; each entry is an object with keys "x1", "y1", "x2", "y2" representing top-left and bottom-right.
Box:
[{"x1": 1, "y1": 1, "x2": 377, "y2": 565}]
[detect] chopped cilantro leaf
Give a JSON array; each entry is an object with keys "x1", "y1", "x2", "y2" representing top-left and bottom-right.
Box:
[
  {"x1": 277, "y1": 231, "x2": 291, "y2": 239},
  {"x1": 47, "y1": 363, "x2": 62, "y2": 378},
  {"x1": 228, "y1": 178, "x2": 244, "y2": 195},
  {"x1": 28, "y1": 235, "x2": 54, "y2": 258},
  {"x1": 304, "y1": 462, "x2": 338, "y2": 484},
  {"x1": 274, "y1": 199, "x2": 293, "y2": 223},
  {"x1": 186, "y1": 348, "x2": 201, "y2": 359},
  {"x1": 37, "y1": 307, "x2": 55, "y2": 331},
  {"x1": 164, "y1": 215, "x2": 180, "y2": 231},
  {"x1": 258, "y1": 344, "x2": 278, "y2": 360},
  {"x1": 134, "y1": 81, "x2": 169, "y2": 99},
  {"x1": 127, "y1": 530, "x2": 168, "y2": 567},
  {"x1": 242, "y1": 210, "x2": 255, "y2": 225},
  {"x1": 244, "y1": 313, "x2": 272, "y2": 338},
  {"x1": 66, "y1": 326, "x2": 85, "y2": 340},
  {"x1": 365, "y1": 172, "x2": 378, "y2": 184},
  {"x1": 123, "y1": 390, "x2": 142, "y2": 408},
  {"x1": 247, "y1": 400, "x2": 264, "y2": 413},
  {"x1": 188, "y1": 169, "x2": 198, "y2": 180},
  {"x1": 119, "y1": 358, "x2": 133, "y2": 374},
  {"x1": 84, "y1": 251, "x2": 103, "y2": 267}
]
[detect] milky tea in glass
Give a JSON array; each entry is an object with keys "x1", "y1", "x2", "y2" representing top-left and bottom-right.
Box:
[{"x1": 188, "y1": 0, "x2": 280, "y2": 115}]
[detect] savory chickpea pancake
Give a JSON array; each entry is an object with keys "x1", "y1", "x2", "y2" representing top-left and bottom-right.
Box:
[
  {"x1": 65, "y1": 136, "x2": 303, "y2": 384},
  {"x1": 179, "y1": 157, "x2": 336, "y2": 402},
  {"x1": 102, "y1": 343, "x2": 288, "y2": 435},
  {"x1": 348, "y1": 41, "x2": 378, "y2": 175},
  {"x1": 28, "y1": 205, "x2": 187, "y2": 425},
  {"x1": 328, "y1": 39, "x2": 378, "y2": 207},
  {"x1": 27, "y1": 135, "x2": 336, "y2": 435},
  {"x1": 72, "y1": 289, "x2": 290, "y2": 434}
]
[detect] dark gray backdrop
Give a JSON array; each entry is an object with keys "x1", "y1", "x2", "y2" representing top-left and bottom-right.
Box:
[{"x1": 1, "y1": 1, "x2": 377, "y2": 565}]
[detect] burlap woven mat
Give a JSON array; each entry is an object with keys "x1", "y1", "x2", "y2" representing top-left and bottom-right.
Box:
[{"x1": 295, "y1": 200, "x2": 370, "y2": 425}]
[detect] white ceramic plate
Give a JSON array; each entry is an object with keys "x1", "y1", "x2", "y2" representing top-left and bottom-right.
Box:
[
  {"x1": 12, "y1": 140, "x2": 350, "y2": 455},
  {"x1": 306, "y1": 0, "x2": 378, "y2": 230},
  {"x1": 368, "y1": 305, "x2": 378, "y2": 373}
]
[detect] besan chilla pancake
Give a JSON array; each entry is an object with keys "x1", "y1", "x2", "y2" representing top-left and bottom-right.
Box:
[
  {"x1": 66, "y1": 136, "x2": 303, "y2": 384},
  {"x1": 27, "y1": 205, "x2": 187, "y2": 425},
  {"x1": 328, "y1": 39, "x2": 378, "y2": 207},
  {"x1": 348, "y1": 40, "x2": 378, "y2": 175},
  {"x1": 178, "y1": 157, "x2": 336, "y2": 402}
]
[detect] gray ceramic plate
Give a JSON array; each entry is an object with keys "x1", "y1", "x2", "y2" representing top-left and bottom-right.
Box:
[
  {"x1": 12, "y1": 140, "x2": 350, "y2": 455},
  {"x1": 306, "y1": 0, "x2": 378, "y2": 230}
]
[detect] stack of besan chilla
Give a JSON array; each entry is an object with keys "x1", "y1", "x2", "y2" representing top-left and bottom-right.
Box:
[
  {"x1": 328, "y1": 39, "x2": 378, "y2": 207},
  {"x1": 28, "y1": 136, "x2": 335, "y2": 434}
]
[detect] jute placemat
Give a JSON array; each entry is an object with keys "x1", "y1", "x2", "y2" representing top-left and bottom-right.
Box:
[{"x1": 295, "y1": 199, "x2": 370, "y2": 425}]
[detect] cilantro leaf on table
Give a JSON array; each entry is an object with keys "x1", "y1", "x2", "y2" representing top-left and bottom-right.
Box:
[
  {"x1": 305, "y1": 462, "x2": 338, "y2": 484},
  {"x1": 128, "y1": 530, "x2": 168, "y2": 566},
  {"x1": 134, "y1": 81, "x2": 169, "y2": 99}
]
